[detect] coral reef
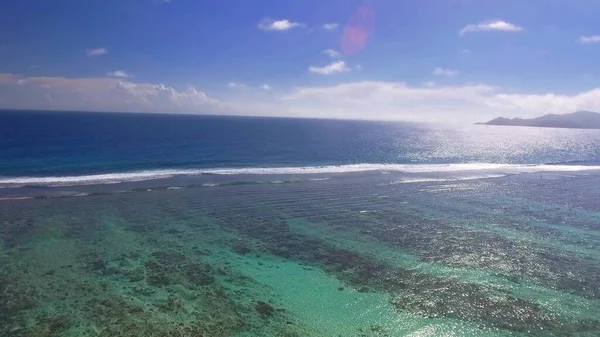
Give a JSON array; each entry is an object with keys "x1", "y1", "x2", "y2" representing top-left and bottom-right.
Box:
[
  {"x1": 2, "y1": 174, "x2": 600, "y2": 336},
  {"x1": 255, "y1": 301, "x2": 275, "y2": 318},
  {"x1": 144, "y1": 250, "x2": 214, "y2": 287}
]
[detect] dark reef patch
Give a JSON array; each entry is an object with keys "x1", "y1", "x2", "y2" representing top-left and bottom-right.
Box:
[
  {"x1": 144, "y1": 250, "x2": 214, "y2": 287},
  {"x1": 209, "y1": 211, "x2": 600, "y2": 335},
  {"x1": 255, "y1": 300, "x2": 275, "y2": 318},
  {"x1": 0, "y1": 271, "x2": 37, "y2": 336}
]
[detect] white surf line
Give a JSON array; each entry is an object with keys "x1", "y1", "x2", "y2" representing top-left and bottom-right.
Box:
[{"x1": 1, "y1": 163, "x2": 599, "y2": 187}]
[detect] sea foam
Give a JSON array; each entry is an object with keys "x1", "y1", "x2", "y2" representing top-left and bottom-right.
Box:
[{"x1": 1, "y1": 163, "x2": 599, "y2": 187}]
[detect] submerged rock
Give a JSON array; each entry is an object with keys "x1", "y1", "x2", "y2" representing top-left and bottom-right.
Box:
[
  {"x1": 0, "y1": 271, "x2": 37, "y2": 335},
  {"x1": 144, "y1": 250, "x2": 214, "y2": 287},
  {"x1": 230, "y1": 239, "x2": 253, "y2": 255},
  {"x1": 125, "y1": 268, "x2": 145, "y2": 282},
  {"x1": 88, "y1": 258, "x2": 107, "y2": 271},
  {"x1": 254, "y1": 301, "x2": 275, "y2": 318}
]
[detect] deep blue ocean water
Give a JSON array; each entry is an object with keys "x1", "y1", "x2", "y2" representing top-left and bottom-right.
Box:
[
  {"x1": 2, "y1": 110, "x2": 600, "y2": 336},
  {"x1": 3, "y1": 109, "x2": 600, "y2": 179}
]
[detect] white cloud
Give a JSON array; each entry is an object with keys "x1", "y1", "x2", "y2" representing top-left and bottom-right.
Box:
[
  {"x1": 322, "y1": 49, "x2": 341, "y2": 58},
  {"x1": 433, "y1": 67, "x2": 459, "y2": 77},
  {"x1": 228, "y1": 82, "x2": 246, "y2": 88},
  {"x1": 229, "y1": 82, "x2": 272, "y2": 90},
  {"x1": 284, "y1": 82, "x2": 495, "y2": 102},
  {"x1": 106, "y1": 70, "x2": 132, "y2": 78},
  {"x1": 4, "y1": 73, "x2": 600, "y2": 123},
  {"x1": 459, "y1": 20, "x2": 523, "y2": 36},
  {"x1": 323, "y1": 23, "x2": 339, "y2": 30},
  {"x1": 115, "y1": 81, "x2": 211, "y2": 107},
  {"x1": 0, "y1": 73, "x2": 218, "y2": 114},
  {"x1": 309, "y1": 61, "x2": 350, "y2": 75},
  {"x1": 257, "y1": 18, "x2": 302, "y2": 31},
  {"x1": 86, "y1": 48, "x2": 108, "y2": 57},
  {"x1": 281, "y1": 81, "x2": 600, "y2": 122},
  {"x1": 579, "y1": 35, "x2": 600, "y2": 44}
]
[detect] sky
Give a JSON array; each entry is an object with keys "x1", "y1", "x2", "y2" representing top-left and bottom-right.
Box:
[{"x1": 2, "y1": 0, "x2": 600, "y2": 122}]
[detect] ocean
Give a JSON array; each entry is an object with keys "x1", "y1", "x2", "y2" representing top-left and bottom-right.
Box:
[{"x1": 1, "y1": 109, "x2": 600, "y2": 336}]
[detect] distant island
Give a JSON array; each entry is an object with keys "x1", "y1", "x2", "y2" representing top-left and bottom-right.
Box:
[{"x1": 477, "y1": 111, "x2": 600, "y2": 130}]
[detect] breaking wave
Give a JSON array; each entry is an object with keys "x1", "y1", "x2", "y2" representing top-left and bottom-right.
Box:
[{"x1": 1, "y1": 163, "x2": 599, "y2": 188}]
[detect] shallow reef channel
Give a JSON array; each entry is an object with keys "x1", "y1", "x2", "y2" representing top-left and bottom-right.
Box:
[{"x1": 1, "y1": 175, "x2": 600, "y2": 336}]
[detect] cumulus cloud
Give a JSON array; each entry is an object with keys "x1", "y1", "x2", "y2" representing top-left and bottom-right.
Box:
[
  {"x1": 459, "y1": 20, "x2": 523, "y2": 36},
  {"x1": 433, "y1": 67, "x2": 459, "y2": 77},
  {"x1": 4, "y1": 73, "x2": 600, "y2": 123},
  {"x1": 106, "y1": 70, "x2": 132, "y2": 78},
  {"x1": 0, "y1": 73, "x2": 217, "y2": 114},
  {"x1": 579, "y1": 35, "x2": 600, "y2": 44},
  {"x1": 281, "y1": 81, "x2": 600, "y2": 122},
  {"x1": 228, "y1": 82, "x2": 273, "y2": 90},
  {"x1": 86, "y1": 48, "x2": 108, "y2": 57},
  {"x1": 114, "y1": 81, "x2": 211, "y2": 108},
  {"x1": 284, "y1": 82, "x2": 495, "y2": 102},
  {"x1": 309, "y1": 61, "x2": 350, "y2": 75},
  {"x1": 322, "y1": 49, "x2": 341, "y2": 58},
  {"x1": 257, "y1": 18, "x2": 302, "y2": 31},
  {"x1": 323, "y1": 23, "x2": 339, "y2": 30},
  {"x1": 228, "y1": 82, "x2": 246, "y2": 88}
]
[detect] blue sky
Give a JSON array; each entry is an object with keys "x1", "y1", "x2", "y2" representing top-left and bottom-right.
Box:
[{"x1": 2, "y1": 0, "x2": 600, "y2": 122}]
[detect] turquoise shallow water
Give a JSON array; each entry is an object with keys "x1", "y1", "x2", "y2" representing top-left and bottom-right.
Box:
[
  {"x1": 1, "y1": 170, "x2": 600, "y2": 336},
  {"x1": 2, "y1": 111, "x2": 600, "y2": 336}
]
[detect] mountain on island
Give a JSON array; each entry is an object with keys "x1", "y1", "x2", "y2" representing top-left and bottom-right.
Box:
[{"x1": 477, "y1": 111, "x2": 600, "y2": 129}]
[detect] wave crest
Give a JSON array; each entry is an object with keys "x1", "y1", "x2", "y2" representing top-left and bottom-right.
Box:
[{"x1": 1, "y1": 163, "x2": 599, "y2": 188}]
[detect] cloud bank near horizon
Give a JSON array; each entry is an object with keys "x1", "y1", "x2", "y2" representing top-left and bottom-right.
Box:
[{"x1": 3, "y1": 73, "x2": 600, "y2": 123}]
